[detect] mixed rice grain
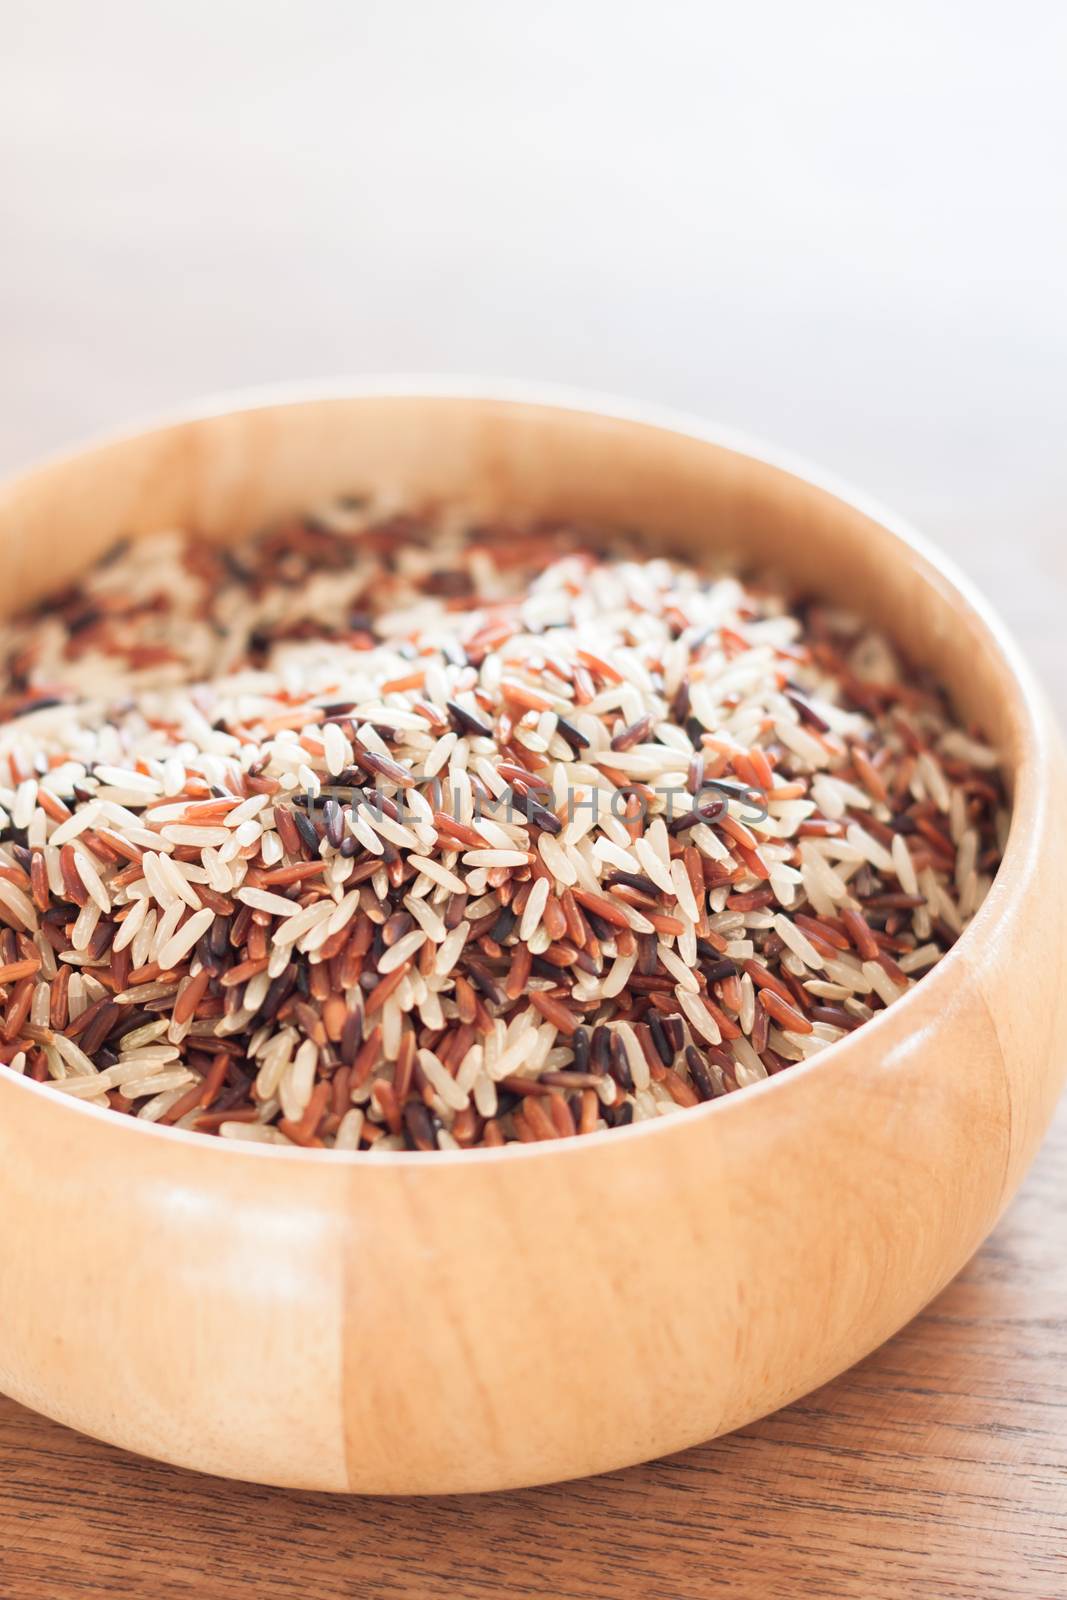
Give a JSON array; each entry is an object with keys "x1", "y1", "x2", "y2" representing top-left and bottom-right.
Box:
[{"x1": 0, "y1": 504, "x2": 1008, "y2": 1149}]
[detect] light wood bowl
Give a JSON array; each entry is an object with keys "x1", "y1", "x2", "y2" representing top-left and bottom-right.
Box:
[{"x1": 0, "y1": 384, "x2": 1063, "y2": 1494}]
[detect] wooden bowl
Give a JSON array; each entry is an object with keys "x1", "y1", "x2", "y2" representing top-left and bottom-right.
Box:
[{"x1": 0, "y1": 384, "x2": 1064, "y2": 1494}]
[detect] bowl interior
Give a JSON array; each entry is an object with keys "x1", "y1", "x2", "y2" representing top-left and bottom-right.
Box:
[{"x1": 0, "y1": 391, "x2": 1025, "y2": 782}]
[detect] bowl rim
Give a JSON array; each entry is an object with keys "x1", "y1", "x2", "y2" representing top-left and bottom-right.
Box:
[{"x1": 0, "y1": 377, "x2": 1045, "y2": 1168}]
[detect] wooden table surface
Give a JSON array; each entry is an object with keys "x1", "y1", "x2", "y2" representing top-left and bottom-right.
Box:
[{"x1": 2, "y1": 6, "x2": 1066, "y2": 1595}]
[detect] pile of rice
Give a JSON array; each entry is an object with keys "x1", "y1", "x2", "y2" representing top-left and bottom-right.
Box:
[{"x1": 0, "y1": 504, "x2": 1007, "y2": 1149}]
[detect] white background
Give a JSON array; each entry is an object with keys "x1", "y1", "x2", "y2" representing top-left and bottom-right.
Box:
[{"x1": 2, "y1": 1, "x2": 1064, "y2": 689}]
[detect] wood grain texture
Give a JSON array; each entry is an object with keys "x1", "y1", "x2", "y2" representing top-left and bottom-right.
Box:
[{"x1": 1, "y1": 1099, "x2": 1064, "y2": 1599}]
